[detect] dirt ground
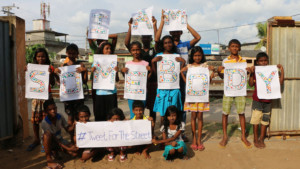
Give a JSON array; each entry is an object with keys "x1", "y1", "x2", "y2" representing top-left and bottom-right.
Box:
[{"x1": 1, "y1": 99, "x2": 300, "y2": 169}]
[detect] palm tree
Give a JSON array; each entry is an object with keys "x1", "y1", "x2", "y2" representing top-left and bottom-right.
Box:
[{"x1": 255, "y1": 22, "x2": 267, "y2": 49}]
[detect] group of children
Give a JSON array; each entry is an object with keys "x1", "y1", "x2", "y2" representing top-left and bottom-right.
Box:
[{"x1": 25, "y1": 12, "x2": 284, "y2": 169}]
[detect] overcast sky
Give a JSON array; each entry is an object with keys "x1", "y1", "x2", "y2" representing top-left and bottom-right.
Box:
[{"x1": 2, "y1": 0, "x2": 300, "y2": 48}]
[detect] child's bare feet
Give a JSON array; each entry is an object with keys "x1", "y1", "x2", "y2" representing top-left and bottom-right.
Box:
[
  {"x1": 142, "y1": 149, "x2": 151, "y2": 159},
  {"x1": 259, "y1": 140, "x2": 266, "y2": 149},
  {"x1": 219, "y1": 137, "x2": 228, "y2": 148},
  {"x1": 254, "y1": 140, "x2": 260, "y2": 148},
  {"x1": 47, "y1": 161, "x2": 62, "y2": 169},
  {"x1": 241, "y1": 137, "x2": 252, "y2": 148}
]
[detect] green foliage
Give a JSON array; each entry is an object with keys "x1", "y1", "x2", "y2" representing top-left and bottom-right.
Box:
[
  {"x1": 25, "y1": 44, "x2": 45, "y2": 63},
  {"x1": 255, "y1": 22, "x2": 267, "y2": 50}
]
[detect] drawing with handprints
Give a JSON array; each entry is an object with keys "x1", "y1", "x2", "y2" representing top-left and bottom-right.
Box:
[
  {"x1": 93, "y1": 55, "x2": 117, "y2": 90},
  {"x1": 224, "y1": 62, "x2": 247, "y2": 97},
  {"x1": 163, "y1": 9, "x2": 187, "y2": 31},
  {"x1": 88, "y1": 9, "x2": 111, "y2": 40},
  {"x1": 25, "y1": 64, "x2": 49, "y2": 100},
  {"x1": 131, "y1": 6, "x2": 154, "y2": 35}
]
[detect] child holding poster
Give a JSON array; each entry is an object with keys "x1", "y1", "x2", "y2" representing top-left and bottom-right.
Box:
[
  {"x1": 151, "y1": 35, "x2": 185, "y2": 126},
  {"x1": 248, "y1": 52, "x2": 284, "y2": 148},
  {"x1": 25, "y1": 48, "x2": 56, "y2": 151},
  {"x1": 125, "y1": 16, "x2": 158, "y2": 125},
  {"x1": 106, "y1": 108, "x2": 127, "y2": 162},
  {"x1": 180, "y1": 46, "x2": 214, "y2": 151},
  {"x1": 121, "y1": 41, "x2": 152, "y2": 119},
  {"x1": 217, "y1": 39, "x2": 252, "y2": 148},
  {"x1": 152, "y1": 106, "x2": 188, "y2": 161},
  {"x1": 55, "y1": 44, "x2": 88, "y2": 128},
  {"x1": 91, "y1": 42, "x2": 119, "y2": 121},
  {"x1": 131, "y1": 100, "x2": 154, "y2": 159}
]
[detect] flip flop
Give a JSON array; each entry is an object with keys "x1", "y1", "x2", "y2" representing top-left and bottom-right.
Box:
[
  {"x1": 197, "y1": 144, "x2": 205, "y2": 151},
  {"x1": 120, "y1": 154, "x2": 127, "y2": 162},
  {"x1": 190, "y1": 144, "x2": 197, "y2": 151},
  {"x1": 26, "y1": 143, "x2": 39, "y2": 151},
  {"x1": 107, "y1": 155, "x2": 115, "y2": 162}
]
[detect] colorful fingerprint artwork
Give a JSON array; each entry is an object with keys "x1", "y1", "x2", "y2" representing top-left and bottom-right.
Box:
[
  {"x1": 59, "y1": 65, "x2": 84, "y2": 101},
  {"x1": 185, "y1": 67, "x2": 210, "y2": 102},
  {"x1": 124, "y1": 65, "x2": 148, "y2": 100},
  {"x1": 88, "y1": 9, "x2": 111, "y2": 40},
  {"x1": 224, "y1": 62, "x2": 247, "y2": 97},
  {"x1": 157, "y1": 54, "x2": 180, "y2": 89},
  {"x1": 93, "y1": 55, "x2": 117, "y2": 90},
  {"x1": 255, "y1": 65, "x2": 281, "y2": 99},
  {"x1": 163, "y1": 9, "x2": 187, "y2": 31},
  {"x1": 132, "y1": 7, "x2": 154, "y2": 35},
  {"x1": 25, "y1": 64, "x2": 49, "y2": 100}
]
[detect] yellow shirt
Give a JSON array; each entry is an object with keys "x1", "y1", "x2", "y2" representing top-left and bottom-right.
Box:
[
  {"x1": 132, "y1": 115, "x2": 149, "y2": 120},
  {"x1": 221, "y1": 55, "x2": 246, "y2": 73}
]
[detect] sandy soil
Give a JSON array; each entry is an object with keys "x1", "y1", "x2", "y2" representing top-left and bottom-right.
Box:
[{"x1": 1, "y1": 100, "x2": 300, "y2": 169}]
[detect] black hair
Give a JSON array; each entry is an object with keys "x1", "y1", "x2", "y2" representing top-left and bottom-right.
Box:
[
  {"x1": 129, "y1": 41, "x2": 142, "y2": 51},
  {"x1": 157, "y1": 35, "x2": 177, "y2": 53},
  {"x1": 96, "y1": 42, "x2": 112, "y2": 54},
  {"x1": 33, "y1": 48, "x2": 51, "y2": 65},
  {"x1": 132, "y1": 100, "x2": 145, "y2": 110},
  {"x1": 228, "y1": 39, "x2": 241, "y2": 48},
  {"x1": 66, "y1": 43, "x2": 79, "y2": 53},
  {"x1": 163, "y1": 106, "x2": 182, "y2": 137},
  {"x1": 255, "y1": 52, "x2": 269, "y2": 65},
  {"x1": 75, "y1": 105, "x2": 91, "y2": 120},
  {"x1": 43, "y1": 98, "x2": 56, "y2": 110},
  {"x1": 107, "y1": 108, "x2": 125, "y2": 121},
  {"x1": 189, "y1": 46, "x2": 206, "y2": 64}
]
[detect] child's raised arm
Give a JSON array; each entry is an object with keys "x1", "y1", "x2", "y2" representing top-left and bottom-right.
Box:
[
  {"x1": 124, "y1": 18, "x2": 133, "y2": 51},
  {"x1": 155, "y1": 10, "x2": 165, "y2": 43},
  {"x1": 187, "y1": 23, "x2": 201, "y2": 47},
  {"x1": 180, "y1": 66, "x2": 188, "y2": 83},
  {"x1": 277, "y1": 64, "x2": 284, "y2": 85}
]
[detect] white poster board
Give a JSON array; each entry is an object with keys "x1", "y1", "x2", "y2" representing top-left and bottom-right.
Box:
[
  {"x1": 76, "y1": 120, "x2": 152, "y2": 148},
  {"x1": 157, "y1": 54, "x2": 180, "y2": 89},
  {"x1": 25, "y1": 64, "x2": 49, "y2": 100},
  {"x1": 185, "y1": 67, "x2": 210, "y2": 102},
  {"x1": 124, "y1": 64, "x2": 148, "y2": 100},
  {"x1": 224, "y1": 62, "x2": 247, "y2": 97},
  {"x1": 88, "y1": 9, "x2": 111, "y2": 40},
  {"x1": 163, "y1": 9, "x2": 187, "y2": 31},
  {"x1": 93, "y1": 55, "x2": 117, "y2": 90},
  {"x1": 131, "y1": 6, "x2": 154, "y2": 35},
  {"x1": 59, "y1": 65, "x2": 84, "y2": 101},
  {"x1": 255, "y1": 65, "x2": 281, "y2": 99}
]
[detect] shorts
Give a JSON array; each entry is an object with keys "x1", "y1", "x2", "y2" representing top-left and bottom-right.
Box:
[
  {"x1": 250, "y1": 100, "x2": 271, "y2": 125},
  {"x1": 184, "y1": 102, "x2": 210, "y2": 112},
  {"x1": 31, "y1": 99, "x2": 46, "y2": 124},
  {"x1": 222, "y1": 95, "x2": 246, "y2": 115},
  {"x1": 163, "y1": 141, "x2": 187, "y2": 160}
]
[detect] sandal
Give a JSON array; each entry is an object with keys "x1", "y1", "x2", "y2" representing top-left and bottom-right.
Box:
[
  {"x1": 197, "y1": 144, "x2": 205, "y2": 151},
  {"x1": 108, "y1": 154, "x2": 115, "y2": 162},
  {"x1": 46, "y1": 163, "x2": 62, "y2": 169},
  {"x1": 190, "y1": 144, "x2": 197, "y2": 151},
  {"x1": 120, "y1": 154, "x2": 127, "y2": 162},
  {"x1": 26, "y1": 143, "x2": 40, "y2": 151}
]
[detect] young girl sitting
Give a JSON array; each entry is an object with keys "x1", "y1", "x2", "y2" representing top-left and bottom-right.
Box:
[
  {"x1": 106, "y1": 108, "x2": 127, "y2": 162},
  {"x1": 25, "y1": 48, "x2": 56, "y2": 151},
  {"x1": 151, "y1": 35, "x2": 186, "y2": 125},
  {"x1": 152, "y1": 106, "x2": 188, "y2": 161},
  {"x1": 180, "y1": 46, "x2": 214, "y2": 151},
  {"x1": 121, "y1": 41, "x2": 152, "y2": 119},
  {"x1": 91, "y1": 42, "x2": 119, "y2": 121}
]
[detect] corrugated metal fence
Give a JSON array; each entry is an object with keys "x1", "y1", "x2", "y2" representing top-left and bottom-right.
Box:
[
  {"x1": 0, "y1": 21, "x2": 14, "y2": 139},
  {"x1": 268, "y1": 19, "x2": 300, "y2": 136}
]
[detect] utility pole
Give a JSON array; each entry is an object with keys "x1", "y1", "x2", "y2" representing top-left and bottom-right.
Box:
[{"x1": 2, "y1": 3, "x2": 19, "y2": 16}]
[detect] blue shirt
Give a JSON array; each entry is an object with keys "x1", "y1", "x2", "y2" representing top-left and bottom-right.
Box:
[{"x1": 177, "y1": 40, "x2": 191, "y2": 63}]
